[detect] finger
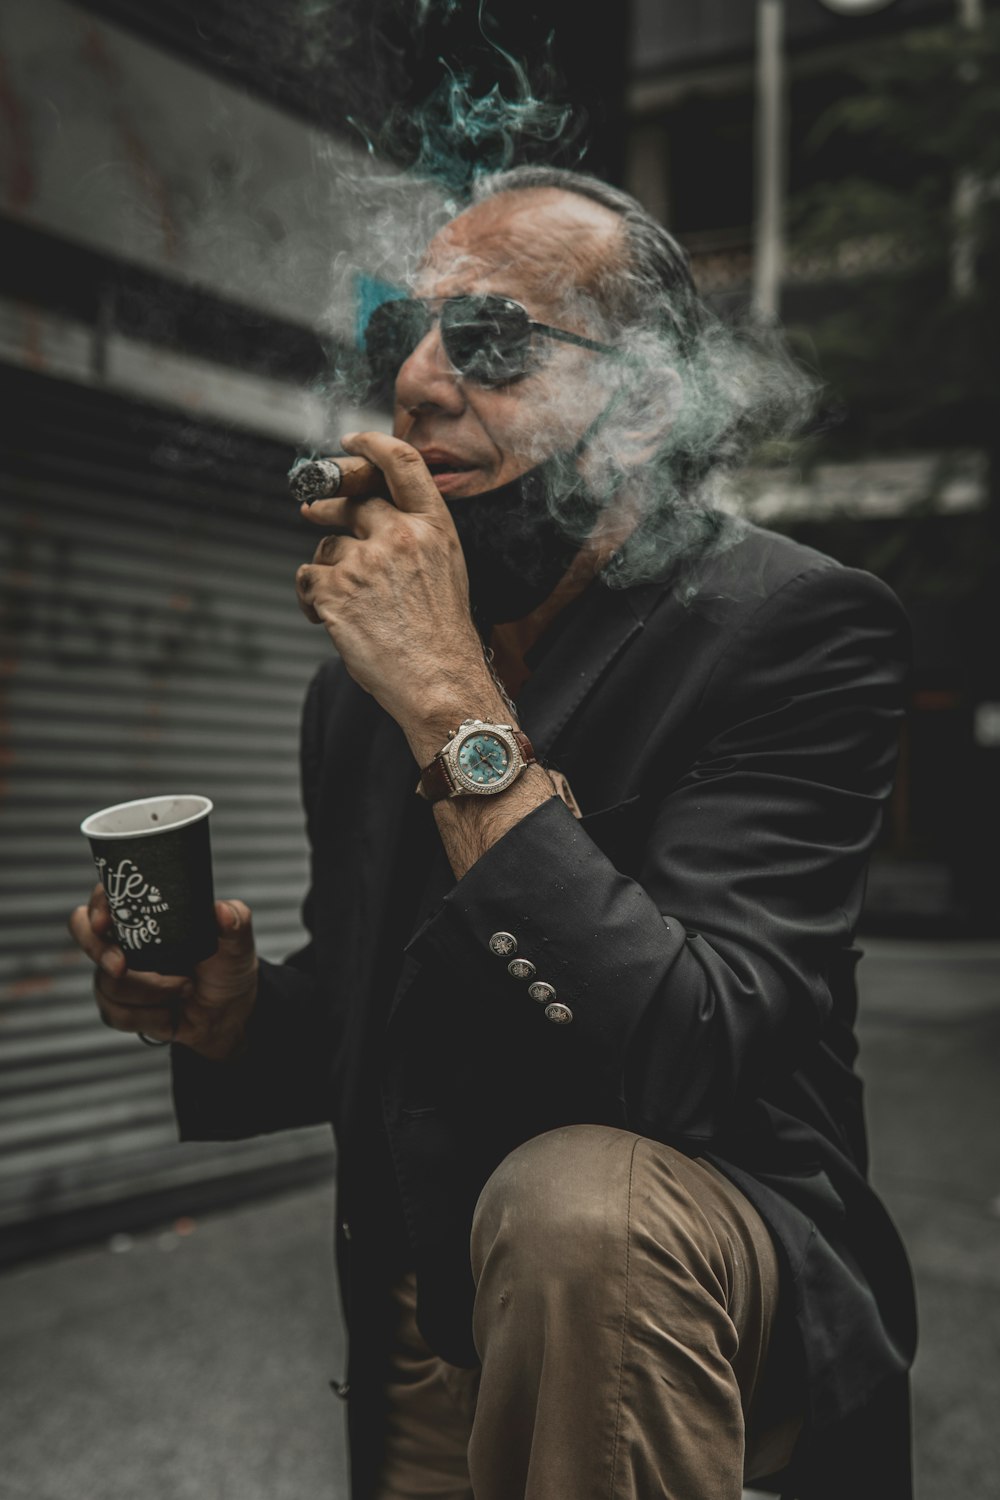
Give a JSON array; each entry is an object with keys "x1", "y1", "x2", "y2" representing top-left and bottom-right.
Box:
[
  {"x1": 340, "y1": 432, "x2": 446, "y2": 517},
  {"x1": 296, "y1": 546, "x2": 365, "y2": 622},
  {"x1": 69, "y1": 900, "x2": 125, "y2": 975},
  {"x1": 312, "y1": 532, "x2": 364, "y2": 566},
  {"x1": 92, "y1": 972, "x2": 182, "y2": 1044},
  {"x1": 204, "y1": 899, "x2": 257, "y2": 975},
  {"x1": 299, "y1": 494, "x2": 395, "y2": 534},
  {"x1": 87, "y1": 882, "x2": 114, "y2": 937},
  {"x1": 187, "y1": 901, "x2": 258, "y2": 1007},
  {"x1": 295, "y1": 563, "x2": 324, "y2": 624},
  {"x1": 95, "y1": 965, "x2": 189, "y2": 1006},
  {"x1": 95, "y1": 988, "x2": 176, "y2": 1040}
]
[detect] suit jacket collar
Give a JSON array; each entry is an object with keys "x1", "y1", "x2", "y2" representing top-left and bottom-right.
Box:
[{"x1": 515, "y1": 578, "x2": 667, "y2": 762}]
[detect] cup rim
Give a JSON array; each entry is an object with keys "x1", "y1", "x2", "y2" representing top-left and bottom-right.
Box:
[{"x1": 81, "y1": 795, "x2": 213, "y2": 840}]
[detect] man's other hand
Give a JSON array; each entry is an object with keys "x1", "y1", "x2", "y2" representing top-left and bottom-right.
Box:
[{"x1": 69, "y1": 886, "x2": 258, "y2": 1061}]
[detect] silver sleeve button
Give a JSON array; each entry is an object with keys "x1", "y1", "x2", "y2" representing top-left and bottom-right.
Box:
[
  {"x1": 508, "y1": 957, "x2": 536, "y2": 981},
  {"x1": 544, "y1": 1002, "x2": 574, "y2": 1025},
  {"x1": 489, "y1": 932, "x2": 518, "y2": 957},
  {"x1": 527, "y1": 981, "x2": 556, "y2": 1005}
]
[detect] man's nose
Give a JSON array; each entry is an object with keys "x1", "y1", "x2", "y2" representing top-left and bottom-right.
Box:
[{"x1": 394, "y1": 325, "x2": 465, "y2": 414}]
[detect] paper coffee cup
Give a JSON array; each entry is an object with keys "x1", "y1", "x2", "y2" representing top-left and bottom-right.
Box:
[{"x1": 81, "y1": 795, "x2": 216, "y2": 974}]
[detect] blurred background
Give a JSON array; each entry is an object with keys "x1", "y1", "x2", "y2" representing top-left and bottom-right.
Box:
[{"x1": 1, "y1": 2, "x2": 998, "y2": 1497}]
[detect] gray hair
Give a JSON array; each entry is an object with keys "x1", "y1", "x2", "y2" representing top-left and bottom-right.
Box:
[{"x1": 471, "y1": 166, "x2": 705, "y2": 351}]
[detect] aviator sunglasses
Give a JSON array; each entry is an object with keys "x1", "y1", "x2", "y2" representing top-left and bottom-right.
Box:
[{"x1": 362, "y1": 292, "x2": 616, "y2": 391}]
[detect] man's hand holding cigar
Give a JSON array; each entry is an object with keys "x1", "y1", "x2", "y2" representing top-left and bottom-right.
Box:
[
  {"x1": 294, "y1": 433, "x2": 496, "y2": 763},
  {"x1": 294, "y1": 432, "x2": 556, "y2": 877}
]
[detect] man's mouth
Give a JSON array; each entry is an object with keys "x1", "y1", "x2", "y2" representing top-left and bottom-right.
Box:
[{"x1": 418, "y1": 450, "x2": 479, "y2": 494}]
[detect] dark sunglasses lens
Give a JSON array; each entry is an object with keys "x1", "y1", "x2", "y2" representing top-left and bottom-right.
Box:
[
  {"x1": 441, "y1": 297, "x2": 532, "y2": 384},
  {"x1": 363, "y1": 299, "x2": 430, "y2": 391}
]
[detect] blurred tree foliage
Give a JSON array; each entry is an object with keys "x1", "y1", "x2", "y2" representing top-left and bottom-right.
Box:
[{"x1": 789, "y1": 16, "x2": 1000, "y2": 464}]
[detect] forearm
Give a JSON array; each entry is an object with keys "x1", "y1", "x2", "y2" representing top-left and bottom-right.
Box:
[{"x1": 431, "y1": 764, "x2": 556, "y2": 880}]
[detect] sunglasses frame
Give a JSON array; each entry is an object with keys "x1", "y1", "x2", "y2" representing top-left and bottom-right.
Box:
[{"x1": 363, "y1": 292, "x2": 616, "y2": 389}]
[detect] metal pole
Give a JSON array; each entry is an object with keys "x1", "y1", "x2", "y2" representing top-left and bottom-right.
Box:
[
  {"x1": 951, "y1": 0, "x2": 983, "y2": 296},
  {"x1": 753, "y1": 0, "x2": 785, "y2": 324}
]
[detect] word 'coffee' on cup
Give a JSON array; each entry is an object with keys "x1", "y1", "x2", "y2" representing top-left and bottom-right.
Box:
[{"x1": 81, "y1": 796, "x2": 216, "y2": 975}]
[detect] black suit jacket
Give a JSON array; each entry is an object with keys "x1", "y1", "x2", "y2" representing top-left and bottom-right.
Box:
[{"x1": 173, "y1": 522, "x2": 917, "y2": 1498}]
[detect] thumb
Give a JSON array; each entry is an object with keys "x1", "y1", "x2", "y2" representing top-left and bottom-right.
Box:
[
  {"x1": 213, "y1": 899, "x2": 255, "y2": 956},
  {"x1": 340, "y1": 431, "x2": 447, "y2": 518}
]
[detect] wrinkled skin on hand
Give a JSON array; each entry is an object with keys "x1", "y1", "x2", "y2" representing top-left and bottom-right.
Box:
[
  {"x1": 68, "y1": 883, "x2": 258, "y2": 1060},
  {"x1": 294, "y1": 431, "x2": 495, "y2": 744}
]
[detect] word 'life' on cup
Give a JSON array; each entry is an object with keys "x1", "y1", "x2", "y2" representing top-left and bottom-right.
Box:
[{"x1": 80, "y1": 795, "x2": 216, "y2": 974}]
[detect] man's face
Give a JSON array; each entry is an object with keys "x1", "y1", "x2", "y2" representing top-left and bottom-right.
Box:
[{"x1": 390, "y1": 188, "x2": 622, "y2": 499}]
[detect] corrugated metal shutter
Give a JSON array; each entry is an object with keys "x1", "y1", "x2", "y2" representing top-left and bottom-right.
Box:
[{"x1": 1, "y1": 362, "x2": 338, "y2": 1258}]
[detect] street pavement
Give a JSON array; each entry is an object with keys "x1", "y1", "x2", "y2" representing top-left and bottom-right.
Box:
[{"x1": 1, "y1": 937, "x2": 997, "y2": 1500}]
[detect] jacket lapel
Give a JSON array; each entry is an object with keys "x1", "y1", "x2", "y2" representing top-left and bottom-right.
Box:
[{"x1": 515, "y1": 579, "x2": 667, "y2": 761}]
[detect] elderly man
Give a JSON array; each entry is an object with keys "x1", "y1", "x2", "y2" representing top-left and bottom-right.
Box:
[{"x1": 72, "y1": 168, "x2": 916, "y2": 1500}]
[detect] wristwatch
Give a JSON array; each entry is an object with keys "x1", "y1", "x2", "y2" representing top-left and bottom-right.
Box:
[{"x1": 418, "y1": 720, "x2": 536, "y2": 803}]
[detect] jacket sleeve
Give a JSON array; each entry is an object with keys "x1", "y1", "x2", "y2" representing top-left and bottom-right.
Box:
[
  {"x1": 405, "y1": 564, "x2": 910, "y2": 1146},
  {"x1": 171, "y1": 668, "x2": 336, "y2": 1142}
]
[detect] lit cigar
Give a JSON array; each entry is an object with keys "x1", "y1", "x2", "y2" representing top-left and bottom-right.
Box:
[{"x1": 288, "y1": 456, "x2": 383, "y2": 504}]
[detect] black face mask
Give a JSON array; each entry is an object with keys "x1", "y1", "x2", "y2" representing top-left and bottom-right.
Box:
[{"x1": 445, "y1": 452, "x2": 604, "y2": 631}]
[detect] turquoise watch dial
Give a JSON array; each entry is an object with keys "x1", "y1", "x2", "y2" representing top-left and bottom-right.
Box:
[{"x1": 456, "y1": 731, "x2": 512, "y2": 787}]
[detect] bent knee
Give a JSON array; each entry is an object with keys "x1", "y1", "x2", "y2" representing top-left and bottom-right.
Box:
[
  {"x1": 471, "y1": 1128, "x2": 746, "y2": 1284},
  {"x1": 471, "y1": 1125, "x2": 641, "y2": 1276}
]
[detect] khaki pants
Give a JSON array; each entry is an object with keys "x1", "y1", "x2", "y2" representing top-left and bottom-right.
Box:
[{"x1": 375, "y1": 1125, "x2": 800, "y2": 1500}]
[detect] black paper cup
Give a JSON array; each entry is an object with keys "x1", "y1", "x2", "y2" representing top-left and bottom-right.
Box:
[{"x1": 81, "y1": 795, "x2": 217, "y2": 974}]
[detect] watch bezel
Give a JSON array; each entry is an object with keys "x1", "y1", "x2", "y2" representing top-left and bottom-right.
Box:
[{"x1": 445, "y1": 721, "x2": 524, "y2": 797}]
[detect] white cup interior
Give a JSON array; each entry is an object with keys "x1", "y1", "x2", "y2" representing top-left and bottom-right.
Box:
[{"x1": 81, "y1": 795, "x2": 213, "y2": 840}]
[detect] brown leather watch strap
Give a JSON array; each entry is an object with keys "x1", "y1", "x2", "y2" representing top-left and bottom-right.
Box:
[
  {"x1": 418, "y1": 727, "x2": 535, "y2": 804},
  {"x1": 419, "y1": 753, "x2": 457, "y2": 805},
  {"x1": 512, "y1": 729, "x2": 534, "y2": 765}
]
